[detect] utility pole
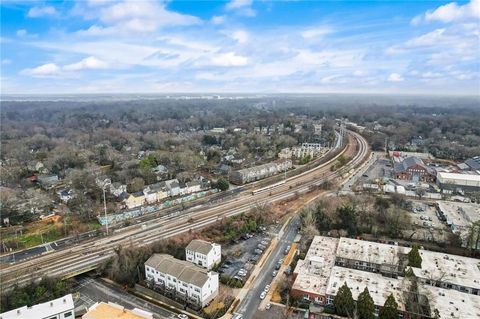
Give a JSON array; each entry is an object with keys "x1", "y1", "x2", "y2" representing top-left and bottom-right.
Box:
[{"x1": 103, "y1": 179, "x2": 112, "y2": 236}]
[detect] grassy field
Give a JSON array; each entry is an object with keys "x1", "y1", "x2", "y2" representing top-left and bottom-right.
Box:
[{"x1": 1, "y1": 215, "x2": 101, "y2": 251}]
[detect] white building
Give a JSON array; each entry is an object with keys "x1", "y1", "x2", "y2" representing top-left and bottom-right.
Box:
[
  {"x1": 145, "y1": 254, "x2": 219, "y2": 307},
  {"x1": 436, "y1": 171, "x2": 480, "y2": 193},
  {"x1": 82, "y1": 302, "x2": 153, "y2": 319},
  {"x1": 291, "y1": 143, "x2": 325, "y2": 159},
  {"x1": 185, "y1": 239, "x2": 221, "y2": 270},
  {"x1": 0, "y1": 294, "x2": 74, "y2": 319}
]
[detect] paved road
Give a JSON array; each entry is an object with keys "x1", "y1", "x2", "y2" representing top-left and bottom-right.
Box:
[
  {"x1": 74, "y1": 276, "x2": 177, "y2": 319},
  {"x1": 235, "y1": 216, "x2": 300, "y2": 318}
]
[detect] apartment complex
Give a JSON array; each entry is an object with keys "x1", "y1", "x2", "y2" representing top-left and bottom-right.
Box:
[
  {"x1": 291, "y1": 143, "x2": 324, "y2": 159},
  {"x1": 145, "y1": 254, "x2": 219, "y2": 307},
  {"x1": 0, "y1": 294, "x2": 74, "y2": 319},
  {"x1": 292, "y1": 236, "x2": 480, "y2": 318},
  {"x1": 185, "y1": 239, "x2": 221, "y2": 270},
  {"x1": 229, "y1": 160, "x2": 292, "y2": 185},
  {"x1": 82, "y1": 302, "x2": 153, "y2": 319}
]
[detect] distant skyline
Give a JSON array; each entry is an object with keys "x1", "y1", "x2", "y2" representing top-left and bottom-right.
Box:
[{"x1": 1, "y1": 0, "x2": 479, "y2": 95}]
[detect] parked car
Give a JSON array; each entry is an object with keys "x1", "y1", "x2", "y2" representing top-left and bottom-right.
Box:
[
  {"x1": 255, "y1": 249, "x2": 263, "y2": 254},
  {"x1": 284, "y1": 245, "x2": 291, "y2": 254},
  {"x1": 232, "y1": 314, "x2": 243, "y2": 319},
  {"x1": 177, "y1": 314, "x2": 188, "y2": 319},
  {"x1": 264, "y1": 284, "x2": 270, "y2": 292},
  {"x1": 265, "y1": 303, "x2": 271, "y2": 310},
  {"x1": 258, "y1": 244, "x2": 267, "y2": 250},
  {"x1": 260, "y1": 291, "x2": 266, "y2": 299},
  {"x1": 272, "y1": 270, "x2": 278, "y2": 277}
]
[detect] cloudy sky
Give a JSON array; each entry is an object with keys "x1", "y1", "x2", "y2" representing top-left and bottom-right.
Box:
[{"x1": 1, "y1": 0, "x2": 479, "y2": 95}]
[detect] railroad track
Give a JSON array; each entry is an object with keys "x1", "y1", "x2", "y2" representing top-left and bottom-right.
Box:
[{"x1": 0, "y1": 130, "x2": 368, "y2": 291}]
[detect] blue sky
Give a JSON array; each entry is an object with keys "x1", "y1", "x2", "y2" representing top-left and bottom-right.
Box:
[{"x1": 1, "y1": 0, "x2": 479, "y2": 95}]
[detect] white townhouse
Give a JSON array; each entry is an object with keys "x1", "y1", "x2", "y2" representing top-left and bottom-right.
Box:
[
  {"x1": 0, "y1": 294, "x2": 74, "y2": 319},
  {"x1": 145, "y1": 254, "x2": 219, "y2": 307},
  {"x1": 165, "y1": 179, "x2": 181, "y2": 197},
  {"x1": 185, "y1": 239, "x2": 221, "y2": 270}
]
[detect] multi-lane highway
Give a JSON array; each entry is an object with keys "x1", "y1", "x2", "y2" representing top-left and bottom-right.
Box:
[{"x1": 0, "y1": 130, "x2": 369, "y2": 292}]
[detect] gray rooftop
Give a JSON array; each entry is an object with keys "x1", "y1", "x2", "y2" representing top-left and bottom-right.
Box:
[
  {"x1": 394, "y1": 156, "x2": 433, "y2": 174},
  {"x1": 465, "y1": 156, "x2": 480, "y2": 170},
  {"x1": 145, "y1": 254, "x2": 213, "y2": 287},
  {"x1": 186, "y1": 239, "x2": 214, "y2": 255}
]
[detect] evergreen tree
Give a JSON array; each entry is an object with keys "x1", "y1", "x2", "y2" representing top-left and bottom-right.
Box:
[
  {"x1": 334, "y1": 282, "x2": 355, "y2": 317},
  {"x1": 357, "y1": 287, "x2": 375, "y2": 319},
  {"x1": 407, "y1": 244, "x2": 422, "y2": 268},
  {"x1": 379, "y1": 294, "x2": 399, "y2": 319},
  {"x1": 216, "y1": 178, "x2": 230, "y2": 191}
]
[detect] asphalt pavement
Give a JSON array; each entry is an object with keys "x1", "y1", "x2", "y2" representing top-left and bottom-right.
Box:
[
  {"x1": 235, "y1": 215, "x2": 300, "y2": 318},
  {"x1": 74, "y1": 276, "x2": 178, "y2": 319}
]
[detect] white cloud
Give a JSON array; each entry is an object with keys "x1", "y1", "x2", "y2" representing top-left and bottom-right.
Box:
[
  {"x1": 225, "y1": 0, "x2": 256, "y2": 16},
  {"x1": 388, "y1": 73, "x2": 404, "y2": 82},
  {"x1": 21, "y1": 56, "x2": 109, "y2": 77},
  {"x1": 209, "y1": 52, "x2": 248, "y2": 66},
  {"x1": 211, "y1": 15, "x2": 226, "y2": 25},
  {"x1": 21, "y1": 63, "x2": 61, "y2": 76},
  {"x1": 2, "y1": 59, "x2": 12, "y2": 65},
  {"x1": 63, "y1": 56, "x2": 108, "y2": 71},
  {"x1": 301, "y1": 27, "x2": 332, "y2": 39},
  {"x1": 77, "y1": 1, "x2": 201, "y2": 35},
  {"x1": 231, "y1": 30, "x2": 249, "y2": 43},
  {"x1": 225, "y1": 0, "x2": 252, "y2": 10},
  {"x1": 413, "y1": 0, "x2": 480, "y2": 24},
  {"x1": 27, "y1": 6, "x2": 56, "y2": 18},
  {"x1": 16, "y1": 29, "x2": 27, "y2": 37}
]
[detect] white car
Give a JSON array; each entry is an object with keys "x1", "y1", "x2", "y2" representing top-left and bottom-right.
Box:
[
  {"x1": 177, "y1": 314, "x2": 188, "y2": 319},
  {"x1": 265, "y1": 303, "x2": 271, "y2": 310},
  {"x1": 260, "y1": 291, "x2": 266, "y2": 299},
  {"x1": 264, "y1": 284, "x2": 270, "y2": 292}
]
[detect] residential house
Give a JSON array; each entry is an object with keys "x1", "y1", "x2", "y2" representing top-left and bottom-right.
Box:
[
  {"x1": 153, "y1": 164, "x2": 168, "y2": 175},
  {"x1": 145, "y1": 254, "x2": 219, "y2": 307},
  {"x1": 165, "y1": 179, "x2": 181, "y2": 197},
  {"x1": 125, "y1": 192, "x2": 145, "y2": 209},
  {"x1": 143, "y1": 182, "x2": 168, "y2": 203},
  {"x1": 185, "y1": 181, "x2": 202, "y2": 194},
  {"x1": 109, "y1": 182, "x2": 127, "y2": 197},
  {"x1": 0, "y1": 294, "x2": 74, "y2": 319},
  {"x1": 37, "y1": 174, "x2": 59, "y2": 189},
  {"x1": 56, "y1": 188, "x2": 74, "y2": 203},
  {"x1": 185, "y1": 239, "x2": 221, "y2": 270}
]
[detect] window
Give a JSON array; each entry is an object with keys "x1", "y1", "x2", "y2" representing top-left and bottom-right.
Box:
[{"x1": 64, "y1": 311, "x2": 72, "y2": 318}]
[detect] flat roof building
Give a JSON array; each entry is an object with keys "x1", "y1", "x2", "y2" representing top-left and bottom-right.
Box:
[
  {"x1": 0, "y1": 294, "x2": 74, "y2": 319},
  {"x1": 82, "y1": 302, "x2": 153, "y2": 319},
  {"x1": 291, "y1": 236, "x2": 480, "y2": 319},
  {"x1": 291, "y1": 236, "x2": 338, "y2": 304},
  {"x1": 436, "y1": 171, "x2": 480, "y2": 193}
]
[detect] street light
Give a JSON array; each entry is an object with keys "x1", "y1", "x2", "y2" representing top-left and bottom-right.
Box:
[{"x1": 102, "y1": 179, "x2": 112, "y2": 236}]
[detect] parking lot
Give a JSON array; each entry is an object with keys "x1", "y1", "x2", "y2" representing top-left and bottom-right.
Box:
[
  {"x1": 219, "y1": 229, "x2": 273, "y2": 282},
  {"x1": 404, "y1": 200, "x2": 450, "y2": 243},
  {"x1": 358, "y1": 156, "x2": 392, "y2": 184}
]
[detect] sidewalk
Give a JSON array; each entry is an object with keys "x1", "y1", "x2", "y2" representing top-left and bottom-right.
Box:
[{"x1": 222, "y1": 217, "x2": 292, "y2": 318}]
